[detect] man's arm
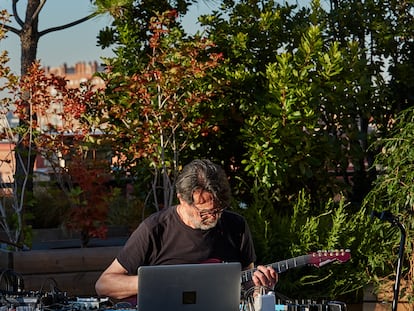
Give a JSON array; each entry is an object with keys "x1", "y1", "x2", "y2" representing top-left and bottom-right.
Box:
[{"x1": 95, "y1": 258, "x2": 138, "y2": 299}]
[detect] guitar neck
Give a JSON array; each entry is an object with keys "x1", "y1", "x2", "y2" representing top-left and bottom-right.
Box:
[
  {"x1": 241, "y1": 255, "x2": 311, "y2": 284},
  {"x1": 240, "y1": 249, "x2": 351, "y2": 285}
]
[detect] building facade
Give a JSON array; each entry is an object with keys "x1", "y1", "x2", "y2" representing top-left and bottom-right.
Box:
[{"x1": 44, "y1": 61, "x2": 105, "y2": 89}]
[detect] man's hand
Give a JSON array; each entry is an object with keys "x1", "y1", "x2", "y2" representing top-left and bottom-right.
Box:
[{"x1": 252, "y1": 265, "x2": 278, "y2": 288}]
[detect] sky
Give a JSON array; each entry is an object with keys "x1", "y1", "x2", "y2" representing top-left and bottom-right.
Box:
[{"x1": 0, "y1": 0, "x2": 214, "y2": 74}]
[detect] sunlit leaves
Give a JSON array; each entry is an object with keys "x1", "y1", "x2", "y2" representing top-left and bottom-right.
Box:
[
  {"x1": 242, "y1": 24, "x2": 348, "y2": 194},
  {"x1": 14, "y1": 62, "x2": 95, "y2": 136},
  {"x1": 100, "y1": 10, "x2": 222, "y2": 169}
]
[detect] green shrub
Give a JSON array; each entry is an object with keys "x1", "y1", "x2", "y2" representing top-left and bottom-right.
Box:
[
  {"x1": 107, "y1": 186, "x2": 146, "y2": 231},
  {"x1": 238, "y1": 187, "x2": 393, "y2": 302},
  {"x1": 32, "y1": 183, "x2": 70, "y2": 228}
]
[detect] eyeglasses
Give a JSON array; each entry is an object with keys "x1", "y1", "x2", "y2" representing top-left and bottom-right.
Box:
[{"x1": 191, "y1": 203, "x2": 225, "y2": 218}]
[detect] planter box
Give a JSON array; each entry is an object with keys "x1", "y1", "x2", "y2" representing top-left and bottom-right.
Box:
[
  {"x1": 0, "y1": 246, "x2": 121, "y2": 297},
  {"x1": 362, "y1": 302, "x2": 411, "y2": 311},
  {"x1": 30, "y1": 227, "x2": 129, "y2": 249},
  {"x1": 360, "y1": 284, "x2": 411, "y2": 311},
  {"x1": 1, "y1": 227, "x2": 129, "y2": 297}
]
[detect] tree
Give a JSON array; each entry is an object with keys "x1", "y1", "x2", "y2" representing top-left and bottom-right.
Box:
[
  {"x1": 0, "y1": 1, "x2": 106, "y2": 244},
  {"x1": 198, "y1": 0, "x2": 366, "y2": 206},
  {"x1": 94, "y1": 9, "x2": 223, "y2": 212},
  {"x1": 198, "y1": 0, "x2": 414, "y2": 206},
  {"x1": 8, "y1": 60, "x2": 112, "y2": 247},
  {"x1": 0, "y1": 10, "x2": 21, "y2": 249}
]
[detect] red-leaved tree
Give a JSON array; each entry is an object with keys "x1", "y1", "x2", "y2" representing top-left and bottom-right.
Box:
[
  {"x1": 95, "y1": 10, "x2": 224, "y2": 213},
  {"x1": 13, "y1": 61, "x2": 111, "y2": 247}
]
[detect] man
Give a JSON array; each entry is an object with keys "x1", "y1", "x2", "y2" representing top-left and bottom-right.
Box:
[{"x1": 95, "y1": 159, "x2": 278, "y2": 300}]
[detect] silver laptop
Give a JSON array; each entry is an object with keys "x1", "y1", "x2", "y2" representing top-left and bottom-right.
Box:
[{"x1": 137, "y1": 262, "x2": 241, "y2": 311}]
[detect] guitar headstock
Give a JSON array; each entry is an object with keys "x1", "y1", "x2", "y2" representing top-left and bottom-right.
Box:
[{"x1": 307, "y1": 249, "x2": 351, "y2": 268}]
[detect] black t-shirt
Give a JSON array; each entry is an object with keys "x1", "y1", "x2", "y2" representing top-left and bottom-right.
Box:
[{"x1": 117, "y1": 206, "x2": 256, "y2": 274}]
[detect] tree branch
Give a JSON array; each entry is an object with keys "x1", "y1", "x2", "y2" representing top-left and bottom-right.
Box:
[
  {"x1": 31, "y1": 0, "x2": 47, "y2": 23},
  {"x1": 38, "y1": 12, "x2": 97, "y2": 37},
  {"x1": 0, "y1": 23, "x2": 20, "y2": 35},
  {"x1": 12, "y1": 0, "x2": 25, "y2": 27}
]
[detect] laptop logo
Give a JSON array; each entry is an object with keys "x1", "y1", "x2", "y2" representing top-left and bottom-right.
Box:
[{"x1": 182, "y1": 291, "x2": 197, "y2": 304}]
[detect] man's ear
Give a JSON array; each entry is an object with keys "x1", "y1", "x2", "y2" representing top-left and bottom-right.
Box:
[
  {"x1": 177, "y1": 193, "x2": 183, "y2": 203},
  {"x1": 177, "y1": 193, "x2": 193, "y2": 205}
]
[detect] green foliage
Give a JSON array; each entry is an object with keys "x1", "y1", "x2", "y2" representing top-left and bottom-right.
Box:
[
  {"x1": 198, "y1": 0, "x2": 379, "y2": 210},
  {"x1": 96, "y1": 0, "x2": 194, "y2": 72},
  {"x1": 366, "y1": 108, "x2": 414, "y2": 212},
  {"x1": 363, "y1": 106, "x2": 414, "y2": 300},
  {"x1": 193, "y1": 0, "x2": 315, "y2": 189},
  {"x1": 239, "y1": 189, "x2": 394, "y2": 301},
  {"x1": 89, "y1": 0, "x2": 414, "y2": 300},
  {"x1": 106, "y1": 186, "x2": 146, "y2": 231},
  {"x1": 240, "y1": 23, "x2": 362, "y2": 208},
  {"x1": 32, "y1": 184, "x2": 71, "y2": 228}
]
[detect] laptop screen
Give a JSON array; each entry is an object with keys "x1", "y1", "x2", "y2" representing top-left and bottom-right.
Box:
[{"x1": 137, "y1": 262, "x2": 241, "y2": 311}]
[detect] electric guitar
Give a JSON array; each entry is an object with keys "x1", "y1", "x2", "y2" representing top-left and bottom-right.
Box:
[{"x1": 241, "y1": 249, "x2": 351, "y2": 285}]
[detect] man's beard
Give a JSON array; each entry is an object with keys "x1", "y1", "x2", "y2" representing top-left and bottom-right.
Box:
[{"x1": 188, "y1": 214, "x2": 219, "y2": 230}]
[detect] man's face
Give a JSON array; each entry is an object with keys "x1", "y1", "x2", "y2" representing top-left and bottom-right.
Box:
[{"x1": 183, "y1": 189, "x2": 224, "y2": 230}]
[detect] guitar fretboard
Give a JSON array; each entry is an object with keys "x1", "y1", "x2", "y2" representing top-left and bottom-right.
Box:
[{"x1": 241, "y1": 254, "x2": 310, "y2": 284}]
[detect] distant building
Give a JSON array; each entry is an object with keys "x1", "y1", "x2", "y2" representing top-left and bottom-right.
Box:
[{"x1": 44, "y1": 61, "x2": 106, "y2": 89}]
